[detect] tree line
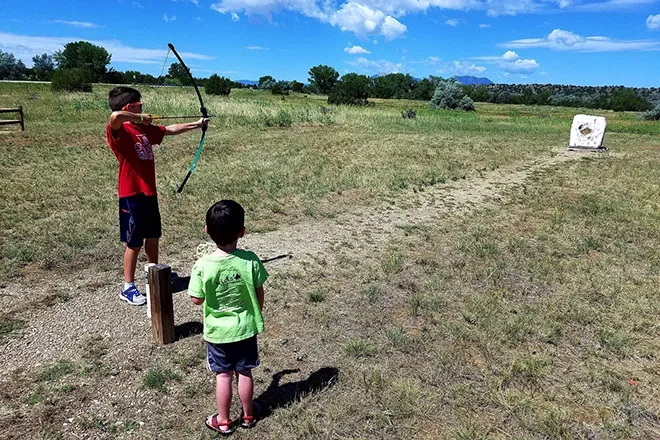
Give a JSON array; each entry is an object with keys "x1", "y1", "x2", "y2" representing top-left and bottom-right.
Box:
[
  {"x1": 1, "y1": 41, "x2": 658, "y2": 114},
  {"x1": 463, "y1": 83, "x2": 660, "y2": 113}
]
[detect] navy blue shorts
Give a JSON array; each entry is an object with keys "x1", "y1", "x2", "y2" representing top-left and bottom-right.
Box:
[
  {"x1": 119, "y1": 194, "x2": 162, "y2": 248},
  {"x1": 206, "y1": 336, "x2": 260, "y2": 373}
]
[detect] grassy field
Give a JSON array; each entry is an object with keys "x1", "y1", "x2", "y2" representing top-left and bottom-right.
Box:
[{"x1": 0, "y1": 83, "x2": 658, "y2": 439}]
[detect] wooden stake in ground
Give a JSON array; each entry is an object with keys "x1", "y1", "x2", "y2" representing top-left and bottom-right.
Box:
[{"x1": 148, "y1": 264, "x2": 176, "y2": 344}]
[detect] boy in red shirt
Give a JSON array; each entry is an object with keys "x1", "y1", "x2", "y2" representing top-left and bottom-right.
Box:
[{"x1": 107, "y1": 86, "x2": 208, "y2": 305}]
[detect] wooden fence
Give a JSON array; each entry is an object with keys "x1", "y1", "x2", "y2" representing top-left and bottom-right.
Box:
[{"x1": 0, "y1": 106, "x2": 24, "y2": 131}]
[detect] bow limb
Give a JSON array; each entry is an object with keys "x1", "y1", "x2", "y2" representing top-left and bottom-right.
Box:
[{"x1": 167, "y1": 43, "x2": 209, "y2": 193}]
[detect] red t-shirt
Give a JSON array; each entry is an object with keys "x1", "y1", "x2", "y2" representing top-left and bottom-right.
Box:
[{"x1": 106, "y1": 122, "x2": 167, "y2": 198}]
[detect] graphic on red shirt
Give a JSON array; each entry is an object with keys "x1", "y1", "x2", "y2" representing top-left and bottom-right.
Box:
[
  {"x1": 106, "y1": 122, "x2": 166, "y2": 198},
  {"x1": 134, "y1": 134, "x2": 154, "y2": 160}
]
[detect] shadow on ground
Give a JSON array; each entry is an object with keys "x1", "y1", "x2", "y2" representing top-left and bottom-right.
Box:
[
  {"x1": 255, "y1": 367, "x2": 339, "y2": 419},
  {"x1": 175, "y1": 321, "x2": 203, "y2": 340},
  {"x1": 172, "y1": 276, "x2": 190, "y2": 294}
]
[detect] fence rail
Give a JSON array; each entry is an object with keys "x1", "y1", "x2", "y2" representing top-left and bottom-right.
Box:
[{"x1": 0, "y1": 106, "x2": 24, "y2": 131}]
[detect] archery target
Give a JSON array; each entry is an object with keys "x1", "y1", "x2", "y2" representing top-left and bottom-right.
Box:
[{"x1": 569, "y1": 114, "x2": 606, "y2": 150}]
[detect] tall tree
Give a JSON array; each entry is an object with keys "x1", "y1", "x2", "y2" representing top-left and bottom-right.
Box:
[
  {"x1": 31, "y1": 53, "x2": 55, "y2": 80},
  {"x1": 328, "y1": 73, "x2": 370, "y2": 105},
  {"x1": 308, "y1": 65, "x2": 339, "y2": 95},
  {"x1": 0, "y1": 50, "x2": 27, "y2": 80},
  {"x1": 258, "y1": 75, "x2": 276, "y2": 90},
  {"x1": 53, "y1": 41, "x2": 111, "y2": 81},
  {"x1": 167, "y1": 62, "x2": 192, "y2": 86}
]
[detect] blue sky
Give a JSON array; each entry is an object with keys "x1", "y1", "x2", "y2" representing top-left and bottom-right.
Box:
[{"x1": 2, "y1": 0, "x2": 660, "y2": 86}]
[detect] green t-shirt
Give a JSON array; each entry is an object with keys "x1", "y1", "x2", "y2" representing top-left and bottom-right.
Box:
[{"x1": 188, "y1": 249, "x2": 269, "y2": 344}]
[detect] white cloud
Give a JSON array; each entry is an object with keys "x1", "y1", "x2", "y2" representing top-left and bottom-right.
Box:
[
  {"x1": 445, "y1": 18, "x2": 460, "y2": 26},
  {"x1": 163, "y1": 14, "x2": 177, "y2": 21},
  {"x1": 207, "y1": 0, "x2": 659, "y2": 41},
  {"x1": 572, "y1": 0, "x2": 656, "y2": 12},
  {"x1": 547, "y1": 28, "x2": 583, "y2": 45},
  {"x1": 231, "y1": 12, "x2": 240, "y2": 21},
  {"x1": 470, "y1": 51, "x2": 538, "y2": 74},
  {"x1": 0, "y1": 32, "x2": 213, "y2": 66},
  {"x1": 172, "y1": 0, "x2": 200, "y2": 5},
  {"x1": 345, "y1": 44, "x2": 371, "y2": 54},
  {"x1": 501, "y1": 50, "x2": 519, "y2": 61},
  {"x1": 450, "y1": 60, "x2": 486, "y2": 74},
  {"x1": 381, "y1": 16, "x2": 407, "y2": 39},
  {"x1": 648, "y1": 14, "x2": 660, "y2": 30},
  {"x1": 413, "y1": 56, "x2": 486, "y2": 75},
  {"x1": 210, "y1": 0, "x2": 324, "y2": 20},
  {"x1": 51, "y1": 20, "x2": 99, "y2": 28},
  {"x1": 327, "y1": 3, "x2": 407, "y2": 40},
  {"x1": 479, "y1": 23, "x2": 491, "y2": 28},
  {"x1": 504, "y1": 28, "x2": 660, "y2": 51},
  {"x1": 245, "y1": 46, "x2": 268, "y2": 50},
  {"x1": 501, "y1": 58, "x2": 539, "y2": 73},
  {"x1": 347, "y1": 56, "x2": 405, "y2": 74}
]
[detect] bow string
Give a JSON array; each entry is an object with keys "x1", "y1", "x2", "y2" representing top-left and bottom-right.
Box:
[{"x1": 167, "y1": 43, "x2": 209, "y2": 193}]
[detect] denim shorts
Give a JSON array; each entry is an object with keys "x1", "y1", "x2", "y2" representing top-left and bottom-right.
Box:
[
  {"x1": 206, "y1": 336, "x2": 260, "y2": 373},
  {"x1": 119, "y1": 194, "x2": 161, "y2": 248}
]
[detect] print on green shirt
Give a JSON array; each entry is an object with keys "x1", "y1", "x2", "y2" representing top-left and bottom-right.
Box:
[{"x1": 189, "y1": 249, "x2": 269, "y2": 344}]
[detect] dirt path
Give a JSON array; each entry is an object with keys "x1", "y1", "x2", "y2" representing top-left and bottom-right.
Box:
[{"x1": 0, "y1": 150, "x2": 585, "y2": 376}]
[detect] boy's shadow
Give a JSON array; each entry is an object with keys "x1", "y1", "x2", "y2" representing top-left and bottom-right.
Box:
[
  {"x1": 171, "y1": 276, "x2": 190, "y2": 294},
  {"x1": 255, "y1": 367, "x2": 339, "y2": 418}
]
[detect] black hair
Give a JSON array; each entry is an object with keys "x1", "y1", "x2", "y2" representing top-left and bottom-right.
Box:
[
  {"x1": 206, "y1": 200, "x2": 245, "y2": 246},
  {"x1": 108, "y1": 86, "x2": 141, "y2": 111}
]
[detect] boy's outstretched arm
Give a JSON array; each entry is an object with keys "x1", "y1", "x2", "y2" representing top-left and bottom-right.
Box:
[
  {"x1": 256, "y1": 287, "x2": 264, "y2": 311},
  {"x1": 109, "y1": 111, "x2": 153, "y2": 130},
  {"x1": 165, "y1": 118, "x2": 209, "y2": 136}
]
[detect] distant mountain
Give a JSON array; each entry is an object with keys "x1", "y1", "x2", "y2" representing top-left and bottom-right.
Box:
[
  {"x1": 235, "y1": 79, "x2": 258, "y2": 86},
  {"x1": 453, "y1": 76, "x2": 493, "y2": 85}
]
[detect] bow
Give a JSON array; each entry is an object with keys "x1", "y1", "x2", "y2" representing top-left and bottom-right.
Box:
[{"x1": 167, "y1": 43, "x2": 209, "y2": 193}]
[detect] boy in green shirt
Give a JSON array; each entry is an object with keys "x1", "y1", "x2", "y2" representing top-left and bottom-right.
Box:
[{"x1": 189, "y1": 200, "x2": 268, "y2": 435}]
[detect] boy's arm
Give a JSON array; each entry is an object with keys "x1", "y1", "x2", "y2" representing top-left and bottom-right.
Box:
[
  {"x1": 256, "y1": 286, "x2": 264, "y2": 311},
  {"x1": 191, "y1": 297, "x2": 205, "y2": 306},
  {"x1": 164, "y1": 118, "x2": 209, "y2": 136},
  {"x1": 109, "y1": 111, "x2": 153, "y2": 130}
]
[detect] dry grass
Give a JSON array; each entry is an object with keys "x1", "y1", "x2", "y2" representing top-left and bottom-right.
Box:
[{"x1": 0, "y1": 83, "x2": 659, "y2": 439}]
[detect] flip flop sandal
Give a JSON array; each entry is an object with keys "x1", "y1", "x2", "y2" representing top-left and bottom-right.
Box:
[
  {"x1": 240, "y1": 401, "x2": 261, "y2": 429},
  {"x1": 206, "y1": 414, "x2": 235, "y2": 436}
]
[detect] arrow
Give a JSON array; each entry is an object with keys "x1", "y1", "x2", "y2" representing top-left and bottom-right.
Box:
[{"x1": 152, "y1": 115, "x2": 215, "y2": 120}]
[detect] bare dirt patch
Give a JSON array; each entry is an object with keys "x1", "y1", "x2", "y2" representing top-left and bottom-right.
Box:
[{"x1": 0, "y1": 150, "x2": 594, "y2": 439}]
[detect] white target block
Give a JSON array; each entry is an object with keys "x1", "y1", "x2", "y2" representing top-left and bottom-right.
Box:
[{"x1": 569, "y1": 114, "x2": 606, "y2": 150}]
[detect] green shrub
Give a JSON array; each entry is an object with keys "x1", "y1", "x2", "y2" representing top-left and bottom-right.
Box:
[
  {"x1": 641, "y1": 103, "x2": 660, "y2": 121},
  {"x1": 429, "y1": 79, "x2": 475, "y2": 111},
  {"x1": 328, "y1": 73, "x2": 370, "y2": 106},
  {"x1": 205, "y1": 74, "x2": 232, "y2": 96},
  {"x1": 271, "y1": 81, "x2": 291, "y2": 95},
  {"x1": 51, "y1": 68, "x2": 92, "y2": 92},
  {"x1": 608, "y1": 88, "x2": 652, "y2": 112}
]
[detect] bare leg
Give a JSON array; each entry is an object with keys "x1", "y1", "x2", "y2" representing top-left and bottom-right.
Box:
[
  {"x1": 123, "y1": 246, "x2": 141, "y2": 283},
  {"x1": 144, "y1": 238, "x2": 159, "y2": 264},
  {"x1": 237, "y1": 370, "x2": 254, "y2": 417},
  {"x1": 216, "y1": 372, "x2": 233, "y2": 424}
]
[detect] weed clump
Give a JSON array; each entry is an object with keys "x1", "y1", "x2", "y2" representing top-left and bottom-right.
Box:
[
  {"x1": 402, "y1": 108, "x2": 417, "y2": 119},
  {"x1": 641, "y1": 103, "x2": 660, "y2": 121},
  {"x1": 143, "y1": 368, "x2": 181, "y2": 393}
]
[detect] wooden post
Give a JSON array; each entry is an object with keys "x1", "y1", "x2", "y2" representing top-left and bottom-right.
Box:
[
  {"x1": 18, "y1": 106, "x2": 24, "y2": 131},
  {"x1": 0, "y1": 107, "x2": 25, "y2": 131},
  {"x1": 148, "y1": 264, "x2": 176, "y2": 345}
]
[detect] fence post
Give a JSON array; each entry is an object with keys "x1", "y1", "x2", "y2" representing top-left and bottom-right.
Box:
[
  {"x1": 18, "y1": 106, "x2": 24, "y2": 131},
  {"x1": 148, "y1": 264, "x2": 176, "y2": 345}
]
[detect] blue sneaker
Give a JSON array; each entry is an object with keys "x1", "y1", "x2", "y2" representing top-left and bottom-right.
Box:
[{"x1": 120, "y1": 285, "x2": 146, "y2": 306}]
